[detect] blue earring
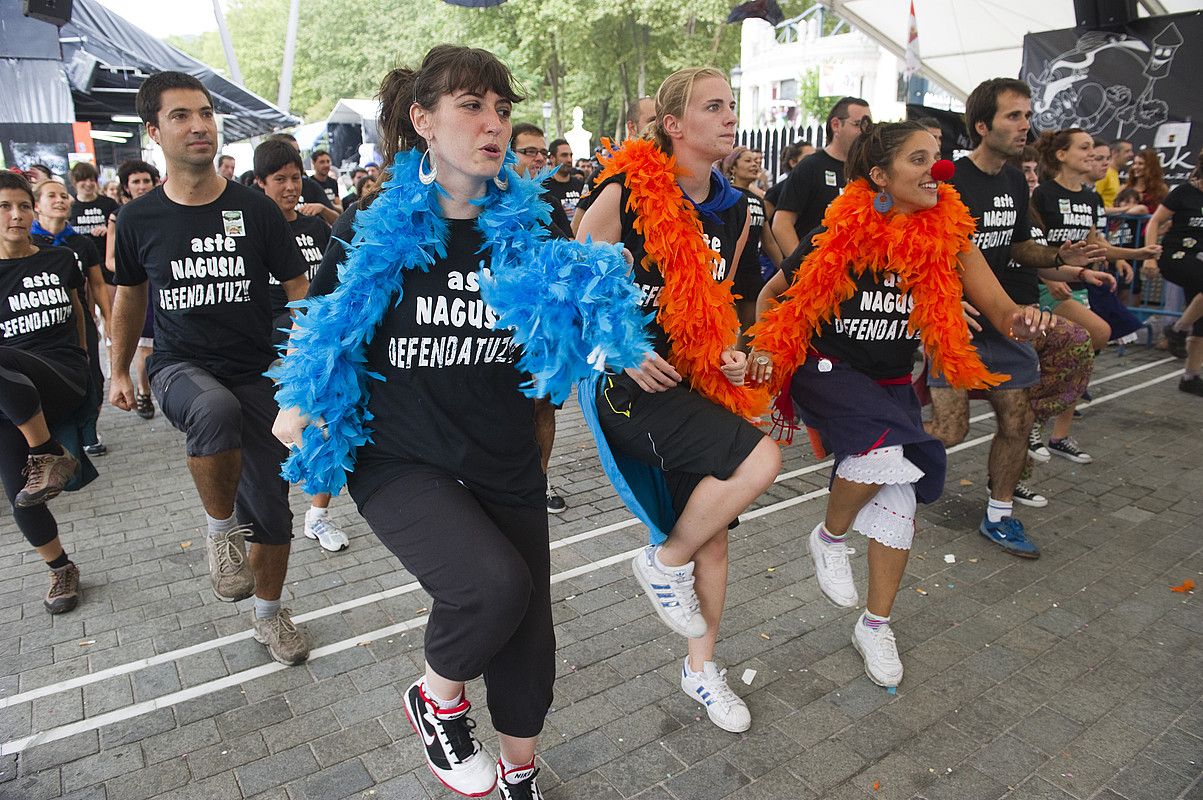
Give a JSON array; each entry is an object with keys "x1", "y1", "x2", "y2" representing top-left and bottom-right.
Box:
[{"x1": 873, "y1": 190, "x2": 894, "y2": 213}]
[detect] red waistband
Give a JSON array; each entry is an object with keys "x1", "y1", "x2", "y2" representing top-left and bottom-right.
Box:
[{"x1": 807, "y1": 350, "x2": 912, "y2": 386}]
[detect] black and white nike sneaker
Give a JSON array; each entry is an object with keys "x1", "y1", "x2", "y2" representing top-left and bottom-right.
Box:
[
  {"x1": 496, "y1": 759, "x2": 545, "y2": 800},
  {"x1": 403, "y1": 678, "x2": 497, "y2": 797}
]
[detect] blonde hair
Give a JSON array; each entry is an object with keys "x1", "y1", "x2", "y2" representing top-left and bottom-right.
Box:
[{"x1": 648, "y1": 67, "x2": 727, "y2": 154}]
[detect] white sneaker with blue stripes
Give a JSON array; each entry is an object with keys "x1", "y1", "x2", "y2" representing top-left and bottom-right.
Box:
[
  {"x1": 631, "y1": 546, "x2": 706, "y2": 639},
  {"x1": 680, "y1": 658, "x2": 751, "y2": 733}
]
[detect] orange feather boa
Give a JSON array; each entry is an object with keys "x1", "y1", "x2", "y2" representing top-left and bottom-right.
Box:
[
  {"x1": 749, "y1": 179, "x2": 1008, "y2": 392},
  {"x1": 594, "y1": 138, "x2": 770, "y2": 419}
]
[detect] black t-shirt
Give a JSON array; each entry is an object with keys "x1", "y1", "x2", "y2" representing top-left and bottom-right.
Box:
[
  {"x1": 544, "y1": 175, "x2": 586, "y2": 222},
  {"x1": 1160, "y1": 183, "x2": 1203, "y2": 266},
  {"x1": 734, "y1": 188, "x2": 766, "y2": 298},
  {"x1": 0, "y1": 247, "x2": 85, "y2": 363},
  {"x1": 269, "y1": 213, "x2": 331, "y2": 318},
  {"x1": 783, "y1": 231, "x2": 922, "y2": 380},
  {"x1": 1030, "y1": 181, "x2": 1105, "y2": 247},
  {"x1": 301, "y1": 176, "x2": 333, "y2": 208},
  {"x1": 775, "y1": 150, "x2": 845, "y2": 240},
  {"x1": 951, "y1": 158, "x2": 1035, "y2": 305},
  {"x1": 341, "y1": 191, "x2": 357, "y2": 208},
  {"x1": 598, "y1": 174, "x2": 747, "y2": 357},
  {"x1": 114, "y1": 181, "x2": 308, "y2": 385},
  {"x1": 308, "y1": 209, "x2": 542, "y2": 509},
  {"x1": 312, "y1": 174, "x2": 340, "y2": 206},
  {"x1": 540, "y1": 189, "x2": 573, "y2": 239},
  {"x1": 70, "y1": 195, "x2": 117, "y2": 269}
]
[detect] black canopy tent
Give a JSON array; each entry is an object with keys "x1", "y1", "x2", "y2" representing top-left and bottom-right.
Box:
[{"x1": 1, "y1": 0, "x2": 298, "y2": 159}]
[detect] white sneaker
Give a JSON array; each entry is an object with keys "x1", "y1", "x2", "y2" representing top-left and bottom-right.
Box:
[
  {"x1": 1027, "y1": 424, "x2": 1051, "y2": 463},
  {"x1": 680, "y1": 658, "x2": 751, "y2": 733},
  {"x1": 631, "y1": 546, "x2": 706, "y2": 638},
  {"x1": 808, "y1": 524, "x2": 858, "y2": 608},
  {"x1": 304, "y1": 511, "x2": 349, "y2": 552},
  {"x1": 851, "y1": 614, "x2": 904, "y2": 687},
  {"x1": 403, "y1": 678, "x2": 497, "y2": 797}
]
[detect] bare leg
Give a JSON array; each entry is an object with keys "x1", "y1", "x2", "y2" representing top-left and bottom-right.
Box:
[
  {"x1": 985, "y1": 389, "x2": 1034, "y2": 502},
  {"x1": 424, "y1": 663, "x2": 464, "y2": 704},
  {"x1": 658, "y1": 437, "x2": 780, "y2": 567},
  {"x1": 16, "y1": 412, "x2": 52, "y2": 448},
  {"x1": 533, "y1": 400, "x2": 555, "y2": 475},
  {"x1": 186, "y1": 449, "x2": 240, "y2": 519},
  {"x1": 866, "y1": 539, "x2": 910, "y2": 617},
  {"x1": 248, "y1": 542, "x2": 290, "y2": 601},
  {"x1": 924, "y1": 387, "x2": 969, "y2": 447},
  {"x1": 34, "y1": 536, "x2": 65, "y2": 563},
  {"x1": 1186, "y1": 336, "x2": 1203, "y2": 375},
  {"x1": 1050, "y1": 406, "x2": 1075, "y2": 441},
  {"x1": 1173, "y1": 294, "x2": 1203, "y2": 332},
  {"x1": 133, "y1": 346, "x2": 152, "y2": 394},
  {"x1": 1053, "y1": 300, "x2": 1109, "y2": 351},
  {"x1": 497, "y1": 734, "x2": 537, "y2": 767},
  {"x1": 825, "y1": 476, "x2": 883, "y2": 536},
  {"x1": 310, "y1": 492, "x2": 330, "y2": 510},
  {"x1": 686, "y1": 533, "x2": 728, "y2": 671}
]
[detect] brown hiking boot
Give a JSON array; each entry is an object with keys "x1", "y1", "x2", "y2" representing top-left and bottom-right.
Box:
[
  {"x1": 252, "y1": 608, "x2": 310, "y2": 666},
  {"x1": 15, "y1": 450, "x2": 78, "y2": 508},
  {"x1": 207, "y1": 526, "x2": 256, "y2": 602},
  {"x1": 45, "y1": 563, "x2": 80, "y2": 614}
]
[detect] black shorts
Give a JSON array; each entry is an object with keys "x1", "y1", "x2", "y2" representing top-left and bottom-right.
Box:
[
  {"x1": 1160, "y1": 261, "x2": 1203, "y2": 336},
  {"x1": 152, "y1": 361, "x2": 292, "y2": 545},
  {"x1": 595, "y1": 372, "x2": 764, "y2": 519}
]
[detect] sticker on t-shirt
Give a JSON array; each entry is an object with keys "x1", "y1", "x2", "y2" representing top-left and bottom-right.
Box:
[
  {"x1": 222, "y1": 211, "x2": 246, "y2": 237},
  {"x1": 1058, "y1": 198, "x2": 1072, "y2": 216},
  {"x1": 825, "y1": 170, "x2": 837, "y2": 187}
]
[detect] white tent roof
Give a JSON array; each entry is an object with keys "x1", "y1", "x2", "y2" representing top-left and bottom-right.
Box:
[
  {"x1": 326, "y1": 98, "x2": 380, "y2": 126},
  {"x1": 828, "y1": 0, "x2": 1199, "y2": 100}
]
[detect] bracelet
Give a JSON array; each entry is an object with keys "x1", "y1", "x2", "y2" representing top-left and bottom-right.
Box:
[
  {"x1": 1053, "y1": 251, "x2": 1065, "y2": 267},
  {"x1": 1076, "y1": 266, "x2": 1087, "y2": 281}
]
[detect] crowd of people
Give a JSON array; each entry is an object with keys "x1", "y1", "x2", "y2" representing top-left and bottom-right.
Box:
[{"x1": 1, "y1": 45, "x2": 1200, "y2": 800}]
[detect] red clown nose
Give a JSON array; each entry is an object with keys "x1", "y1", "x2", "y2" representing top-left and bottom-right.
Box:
[{"x1": 931, "y1": 159, "x2": 955, "y2": 182}]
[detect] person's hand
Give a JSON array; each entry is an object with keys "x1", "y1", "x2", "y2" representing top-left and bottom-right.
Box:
[
  {"x1": 624, "y1": 352, "x2": 681, "y2": 392},
  {"x1": 1058, "y1": 239, "x2": 1107, "y2": 266},
  {"x1": 1141, "y1": 258, "x2": 1160, "y2": 279},
  {"x1": 720, "y1": 349, "x2": 747, "y2": 386},
  {"x1": 1115, "y1": 260, "x2": 1133, "y2": 284},
  {"x1": 1008, "y1": 306, "x2": 1055, "y2": 341},
  {"x1": 1135, "y1": 243, "x2": 1163, "y2": 260},
  {"x1": 747, "y1": 348, "x2": 773, "y2": 385},
  {"x1": 1045, "y1": 280, "x2": 1072, "y2": 301},
  {"x1": 272, "y1": 406, "x2": 324, "y2": 449},
  {"x1": 1081, "y1": 269, "x2": 1118, "y2": 291},
  {"x1": 297, "y1": 203, "x2": 325, "y2": 217},
  {"x1": 962, "y1": 300, "x2": 982, "y2": 337},
  {"x1": 109, "y1": 372, "x2": 136, "y2": 411}
]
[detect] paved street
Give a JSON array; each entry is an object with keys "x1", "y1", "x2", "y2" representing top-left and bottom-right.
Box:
[{"x1": 1, "y1": 346, "x2": 1200, "y2": 800}]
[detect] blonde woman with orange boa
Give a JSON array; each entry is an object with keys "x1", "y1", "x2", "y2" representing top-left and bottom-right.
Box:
[
  {"x1": 750, "y1": 120, "x2": 1050, "y2": 687},
  {"x1": 576, "y1": 67, "x2": 780, "y2": 733}
]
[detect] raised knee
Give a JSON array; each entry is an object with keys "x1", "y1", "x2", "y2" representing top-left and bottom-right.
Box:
[
  {"x1": 478, "y1": 563, "x2": 532, "y2": 623},
  {"x1": 747, "y1": 437, "x2": 782, "y2": 490}
]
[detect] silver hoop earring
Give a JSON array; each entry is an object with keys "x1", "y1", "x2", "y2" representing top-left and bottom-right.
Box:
[
  {"x1": 418, "y1": 149, "x2": 437, "y2": 185},
  {"x1": 493, "y1": 170, "x2": 509, "y2": 191}
]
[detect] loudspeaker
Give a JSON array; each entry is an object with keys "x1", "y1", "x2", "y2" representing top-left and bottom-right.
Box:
[
  {"x1": 22, "y1": 0, "x2": 73, "y2": 26},
  {"x1": 1073, "y1": 0, "x2": 1137, "y2": 32}
]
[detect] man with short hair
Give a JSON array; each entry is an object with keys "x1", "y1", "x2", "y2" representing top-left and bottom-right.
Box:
[
  {"x1": 111, "y1": 71, "x2": 313, "y2": 665},
  {"x1": 924, "y1": 77, "x2": 1110, "y2": 558},
  {"x1": 771, "y1": 96, "x2": 871, "y2": 256},
  {"x1": 217, "y1": 155, "x2": 236, "y2": 181},
  {"x1": 915, "y1": 116, "x2": 943, "y2": 150},
  {"x1": 69, "y1": 161, "x2": 118, "y2": 262},
  {"x1": 308, "y1": 149, "x2": 343, "y2": 212},
  {"x1": 1096, "y1": 139, "x2": 1132, "y2": 208},
  {"x1": 545, "y1": 138, "x2": 585, "y2": 222},
  {"x1": 342, "y1": 167, "x2": 368, "y2": 208}
]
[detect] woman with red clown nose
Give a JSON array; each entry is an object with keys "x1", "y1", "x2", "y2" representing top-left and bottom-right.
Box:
[{"x1": 748, "y1": 120, "x2": 1052, "y2": 688}]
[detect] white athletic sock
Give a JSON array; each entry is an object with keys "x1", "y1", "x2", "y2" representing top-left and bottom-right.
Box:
[
  {"x1": 254, "y1": 596, "x2": 280, "y2": 620},
  {"x1": 986, "y1": 498, "x2": 1013, "y2": 523},
  {"x1": 305, "y1": 506, "x2": 327, "y2": 523},
  {"x1": 501, "y1": 756, "x2": 533, "y2": 780},
  {"x1": 206, "y1": 513, "x2": 237, "y2": 539},
  {"x1": 653, "y1": 546, "x2": 685, "y2": 575},
  {"x1": 424, "y1": 680, "x2": 462, "y2": 709}
]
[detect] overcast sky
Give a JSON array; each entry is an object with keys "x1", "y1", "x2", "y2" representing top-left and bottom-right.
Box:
[{"x1": 95, "y1": 0, "x2": 228, "y2": 39}]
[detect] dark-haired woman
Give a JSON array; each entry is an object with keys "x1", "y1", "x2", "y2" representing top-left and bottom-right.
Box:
[
  {"x1": 104, "y1": 159, "x2": 160, "y2": 420},
  {"x1": 0, "y1": 172, "x2": 88, "y2": 614},
  {"x1": 32, "y1": 179, "x2": 110, "y2": 456},
  {"x1": 576, "y1": 67, "x2": 781, "y2": 734},
  {"x1": 272, "y1": 45, "x2": 639, "y2": 799},
  {"x1": 1030, "y1": 129, "x2": 1160, "y2": 462},
  {"x1": 722, "y1": 146, "x2": 784, "y2": 336},
  {"x1": 751, "y1": 121, "x2": 1049, "y2": 687}
]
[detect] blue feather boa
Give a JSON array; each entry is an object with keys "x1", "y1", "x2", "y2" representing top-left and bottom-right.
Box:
[{"x1": 269, "y1": 148, "x2": 650, "y2": 496}]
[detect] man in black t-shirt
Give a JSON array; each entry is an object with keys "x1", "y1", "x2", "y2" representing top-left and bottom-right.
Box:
[
  {"x1": 546, "y1": 139, "x2": 586, "y2": 223},
  {"x1": 923, "y1": 78, "x2": 1110, "y2": 558},
  {"x1": 111, "y1": 71, "x2": 313, "y2": 666},
  {"x1": 309, "y1": 149, "x2": 343, "y2": 213},
  {"x1": 267, "y1": 133, "x2": 338, "y2": 226},
  {"x1": 68, "y1": 161, "x2": 118, "y2": 268},
  {"x1": 770, "y1": 97, "x2": 871, "y2": 256}
]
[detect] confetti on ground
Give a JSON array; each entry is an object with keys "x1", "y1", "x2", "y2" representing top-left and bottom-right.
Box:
[
  {"x1": 958, "y1": 479, "x2": 973, "y2": 486},
  {"x1": 1171, "y1": 579, "x2": 1196, "y2": 593},
  {"x1": 886, "y1": 687, "x2": 897, "y2": 695},
  {"x1": 741, "y1": 668, "x2": 757, "y2": 685},
  {"x1": 969, "y1": 557, "x2": 979, "y2": 563},
  {"x1": 416, "y1": 607, "x2": 428, "y2": 614},
  {"x1": 948, "y1": 583, "x2": 955, "y2": 589},
  {"x1": 916, "y1": 588, "x2": 928, "y2": 596},
  {"x1": 766, "y1": 567, "x2": 775, "y2": 572},
  {"x1": 78, "y1": 640, "x2": 96, "y2": 646},
  {"x1": 944, "y1": 554, "x2": 956, "y2": 564},
  {"x1": 873, "y1": 781, "x2": 881, "y2": 790},
  {"x1": 179, "y1": 540, "x2": 192, "y2": 549},
  {"x1": 759, "y1": 632, "x2": 771, "y2": 640},
  {"x1": 356, "y1": 641, "x2": 372, "y2": 647}
]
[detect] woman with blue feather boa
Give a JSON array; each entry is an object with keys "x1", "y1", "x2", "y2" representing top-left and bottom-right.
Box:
[{"x1": 269, "y1": 46, "x2": 648, "y2": 800}]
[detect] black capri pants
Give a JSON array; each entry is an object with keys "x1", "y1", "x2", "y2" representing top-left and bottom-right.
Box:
[
  {"x1": 0, "y1": 346, "x2": 87, "y2": 548},
  {"x1": 356, "y1": 466, "x2": 554, "y2": 738}
]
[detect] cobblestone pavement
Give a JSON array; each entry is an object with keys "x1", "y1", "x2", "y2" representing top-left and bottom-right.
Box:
[{"x1": 1, "y1": 347, "x2": 1200, "y2": 800}]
